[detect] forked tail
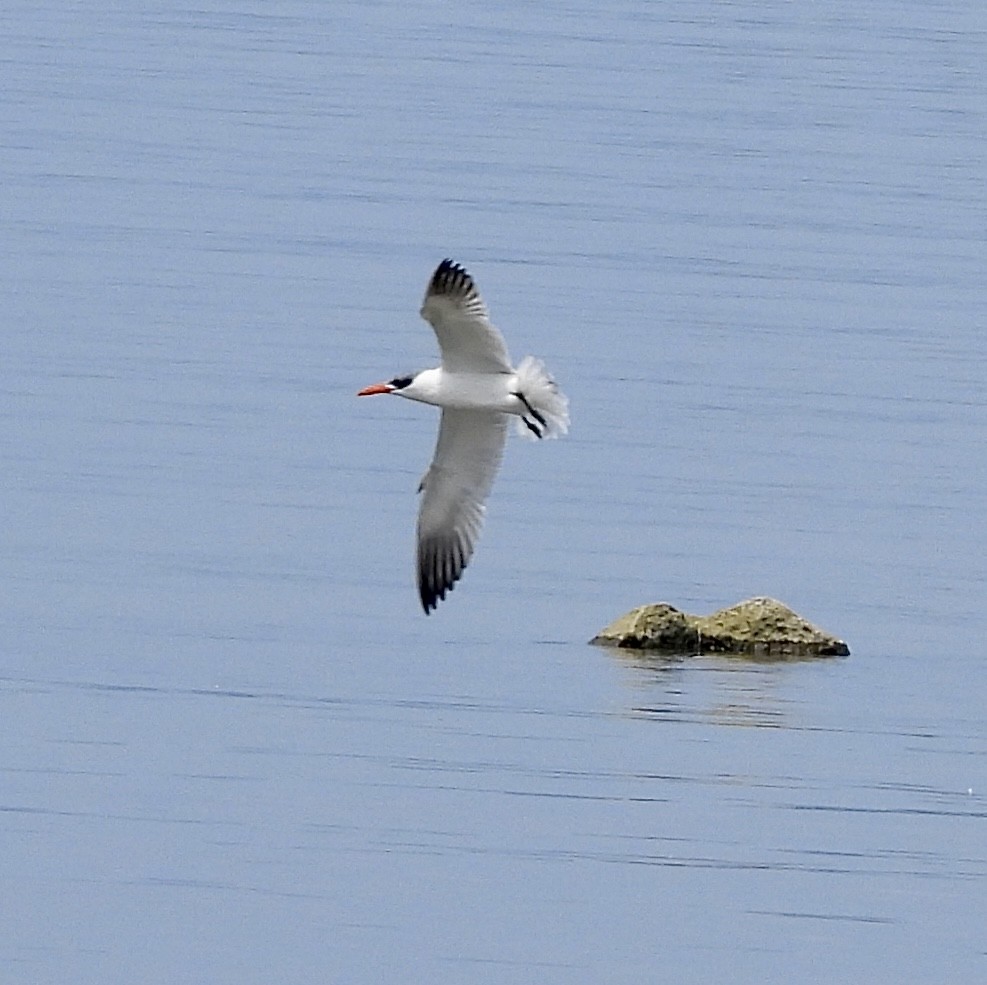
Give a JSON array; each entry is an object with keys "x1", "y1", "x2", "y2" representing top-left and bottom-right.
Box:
[{"x1": 513, "y1": 356, "x2": 570, "y2": 440}]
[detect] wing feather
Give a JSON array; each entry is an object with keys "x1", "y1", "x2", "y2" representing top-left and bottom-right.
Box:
[
  {"x1": 419, "y1": 259, "x2": 513, "y2": 373},
  {"x1": 416, "y1": 408, "x2": 508, "y2": 613}
]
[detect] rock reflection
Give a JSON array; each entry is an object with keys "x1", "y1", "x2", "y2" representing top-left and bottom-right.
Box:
[{"x1": 608, "y1": 649, "x2": 804, "y2": 729}]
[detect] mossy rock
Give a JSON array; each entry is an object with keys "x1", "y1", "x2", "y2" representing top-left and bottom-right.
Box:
[{"x1": 591, "y1": 596, "x2": 849, "y2": 658}]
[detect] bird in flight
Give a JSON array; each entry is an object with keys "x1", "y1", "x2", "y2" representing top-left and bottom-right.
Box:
[{"x1": 358, "y1": 259, "x2": 570, "y2": 613}]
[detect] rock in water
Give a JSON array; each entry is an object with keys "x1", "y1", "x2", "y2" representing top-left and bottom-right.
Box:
[{"x1": 591, "y1": 597, "x2": 849, "y2": 657}]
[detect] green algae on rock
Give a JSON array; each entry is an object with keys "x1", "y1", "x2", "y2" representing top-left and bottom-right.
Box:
[{"x1": 591, "y1": 597, "x2": 849, "y2": 657}]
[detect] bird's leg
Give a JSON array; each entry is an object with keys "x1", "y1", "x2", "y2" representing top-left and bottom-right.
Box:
[
  {"x1": 520, "y1": 415, "x2": 542, "y2": 438},
  {"x1": 513, "y1": 391, "x2": 546, "y2": 429},
  {"x1": 513, "y1": 391, "x2": 545, "y2": 438}
]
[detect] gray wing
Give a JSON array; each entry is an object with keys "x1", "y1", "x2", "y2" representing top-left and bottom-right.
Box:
[
  {"x1": 419, "y1": 259, "x2": 513, "y2": 374},
  {"x1": 416, "y1": 408, "x2": 509, "y2": 613}
]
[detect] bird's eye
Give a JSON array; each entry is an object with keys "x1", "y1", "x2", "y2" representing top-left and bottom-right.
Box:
[{"x1": 390, "y1": 375, "x2": 414, "y2": 389}]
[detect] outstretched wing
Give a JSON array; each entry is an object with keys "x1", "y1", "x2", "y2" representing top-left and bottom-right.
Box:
[
  {"x1": 419, "y1": 259, "x2": 513, "y2": 373},
  {"x1": 416, "y1": 408, "x2": 508, "y2": 613}
]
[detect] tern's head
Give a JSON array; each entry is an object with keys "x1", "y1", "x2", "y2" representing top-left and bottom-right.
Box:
[{"x1": 357, "y1": 373, "x2": 415, "y2": 397}]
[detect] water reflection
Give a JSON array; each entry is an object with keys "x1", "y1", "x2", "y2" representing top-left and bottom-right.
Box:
[
  {"x1": 610, "y1": 649, "x2": 816, "y2": 729},
  {"x1": 611, "y1": 646, "x2": 850, "y2": 671}
]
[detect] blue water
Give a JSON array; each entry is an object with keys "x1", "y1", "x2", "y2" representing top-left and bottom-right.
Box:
[{"x1": 2, "y1": 2, "x2": 985, "y2": 982}]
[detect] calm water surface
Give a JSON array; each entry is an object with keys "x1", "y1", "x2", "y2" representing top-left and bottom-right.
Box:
[{"x1": 2, "y1": 2, "x2": 985, "y2": 982}]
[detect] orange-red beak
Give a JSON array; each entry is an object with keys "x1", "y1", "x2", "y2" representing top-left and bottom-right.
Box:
[{"x1": 357, "y1": 382, "x2": 393, "y2": 396}]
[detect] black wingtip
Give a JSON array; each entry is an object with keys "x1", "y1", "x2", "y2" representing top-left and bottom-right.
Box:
[
  {"x1": 417, "y1": 532, "x2": 469, "y2": 614},
  {"x1": 419, "y1": 579, "x2": 455, "y2": 615},
  {"x1": 428, "y1": 258, "x2": 474, "y2": 299}
]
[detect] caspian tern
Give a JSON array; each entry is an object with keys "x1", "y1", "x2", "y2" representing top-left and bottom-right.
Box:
[{"x1": 358, "y1": 259, "x2": 570, "y2": 613}]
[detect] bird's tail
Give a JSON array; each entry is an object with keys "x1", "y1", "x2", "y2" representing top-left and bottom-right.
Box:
[{"x1": 513, "y1": 356, "x2": 570, "y2": 440}]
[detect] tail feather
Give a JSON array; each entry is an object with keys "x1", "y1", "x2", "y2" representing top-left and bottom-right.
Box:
[{"x1": 513, "y1": 356, "x2": 570, "y2": 440}]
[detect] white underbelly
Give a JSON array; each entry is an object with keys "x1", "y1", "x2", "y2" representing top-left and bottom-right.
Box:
[{"x1": 412, "y1": 370, "x2": 520, "y2": 413}]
